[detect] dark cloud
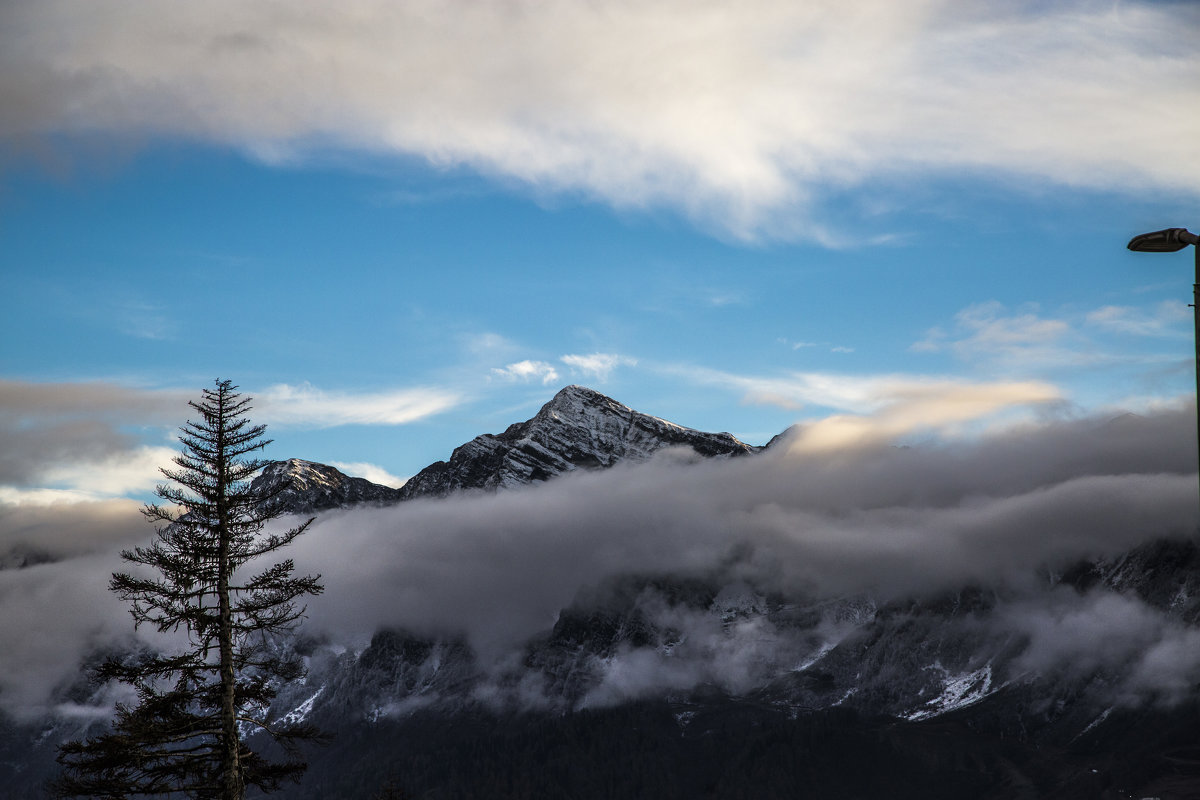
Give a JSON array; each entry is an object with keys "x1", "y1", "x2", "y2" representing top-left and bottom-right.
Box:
[
  {"x1": 0, "y1": 420, "x2": 137, "y2": 487},
  {"x1": 0, "y1": 380, "x2": 185, "y2": 486},
  {"x1": 0, "y1": 498, "x2": 147, "y2": 562},
  {"x1": 1000, "y1": 589, "x2": 1200, "y2": 707},
  {"x1": 0, "y1": 499, "x2": 144, "y2": 719},
  {"x1": 0, "y1": 379, "x2": 184, "y2": 419}
]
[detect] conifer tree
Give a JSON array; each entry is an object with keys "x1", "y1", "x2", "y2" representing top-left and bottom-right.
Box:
[{"x1": 55, "y1": 380, "x2": 324, "y2": 799}]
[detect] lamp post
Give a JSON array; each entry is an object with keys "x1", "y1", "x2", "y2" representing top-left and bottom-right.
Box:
[{"x1": 1127, "y1": 227, "x2": 1200, "y2": 508}]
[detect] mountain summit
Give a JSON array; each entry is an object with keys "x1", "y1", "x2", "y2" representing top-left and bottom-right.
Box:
[{"x1": 395, "y1": 385, "x2": 758, "y2": 501}]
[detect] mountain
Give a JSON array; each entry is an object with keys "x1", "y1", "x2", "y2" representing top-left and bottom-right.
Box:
[
  {"x1": 395, "y1": 385, "x2": 759, "y2": 500},
  {"x1": 7, "y1": 385, "x2": 1200, "y2": 798},
  {"x1": 252, "y1": 386, "x2": 758, "y2": 515},
  {"x1": 265, "y1": 537, "x2": 1200, "y2": 798},
  {"x1": 250, "y1": 459, "x2": 404, "y2": 514},
  {"x1": 251, "y1": 387, "x2": 1200, "y2": 797}
]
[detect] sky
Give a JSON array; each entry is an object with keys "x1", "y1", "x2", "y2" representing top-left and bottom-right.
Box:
[
  {"x1": 1, "y1": 0, "x2": 1200, "y2": 719},
  {"x1": 1, "y1": 0, "x2": 1198, "y2": 502}
]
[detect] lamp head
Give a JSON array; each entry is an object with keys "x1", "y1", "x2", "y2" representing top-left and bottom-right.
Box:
[{"x1": 1127, "y1": 228, "x2": 1199, "y2": 253}]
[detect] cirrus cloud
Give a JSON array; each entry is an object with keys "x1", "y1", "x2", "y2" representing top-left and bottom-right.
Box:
[
  {"x1": 670, "y1": 363, "x2": 1061, "y2": 423},
  {"x1": 256, "y1": 383, "x2": 460, "y2": 427},
  {"x1": 561, "y1": 353, "x2": 637, "y2": 382},
  {"x1": 1085, "y1": 302, "x2": 1192, "y2": 339},
  {"x1": 491, "y1": 360, "x2": 561, "y2": 385}
]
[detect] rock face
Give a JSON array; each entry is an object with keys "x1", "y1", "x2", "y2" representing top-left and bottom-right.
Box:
[{"x1": 396, "y1": 385, "x2": 758, "y2": 500}]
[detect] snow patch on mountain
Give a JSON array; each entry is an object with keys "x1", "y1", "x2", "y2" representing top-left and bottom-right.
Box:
[
  {"x1": 903, "y1": 663, "x2": 996, "y2": 721},
  {"x1": 278, "y1": 684, "x2": 325, "y2": 728}
]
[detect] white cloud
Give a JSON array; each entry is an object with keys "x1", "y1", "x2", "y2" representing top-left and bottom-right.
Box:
[
  {"x1": 667, "y1": 364, "x2": 1062, "y2": 449},
  {"x1": 912, "y1": 301, "x2": 1195, "y2": 392},
  {"x1": 780, "y1": 379, "x2": 1062, "y2": 454},
  {"x1": 464, "y1": 332, "x2": 517, "y2": 355},
  {"x1": 783, "y1": 340, "x2": 853, "y2": 353},
  {"x1": 0, "y1": 379, "x2": 455, "y2": 511},
  {"x1": 2, "y1": 1, "x2": 1196, "y2": 240},
  {"x1": 0, "y1": 380, "x2": 186, "y2": 493},
  {"x1": 115, "y1": 300, "x2": 176, "y2": 341},
  {"x1": 329, "y1": 461, "x2": 408, "y2": 489},
  {"x1": 675, "y1": 363, "x2": 1058, "y2": 412},
  {"x1": 492, "y1": 360, "x2": 560, "y2": 385},
  {"x1": 669, "y1": 367, "x2": 880, "y2": 412},
  {"x1": 257, "y1": 383, "x2": 460, "y2": 427},
  {"x1": 1086, "y1": 301, "x2": 1191, "y2": 338},
  {"x1": 39, "y1": 444, "x2": 176, "y2": 499},
  {"x1": 560, "y1": 353, "x2": 637, "y2": 382},
  {"x1": 0, "y1": 487, "x2": 103, "y2": 507},
  {"x1": 912, "y1": 302, "x2": 1074, "y2": 366}
]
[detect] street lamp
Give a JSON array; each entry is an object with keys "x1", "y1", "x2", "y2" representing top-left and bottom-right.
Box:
[{"x1": 1127, "y1": 227, "x2": 1200, "y2": 507}]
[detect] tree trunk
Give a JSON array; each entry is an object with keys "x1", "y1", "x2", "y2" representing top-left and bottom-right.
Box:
[{"x1": 216, "y1": 396, "x2": 244, "y2": 800}]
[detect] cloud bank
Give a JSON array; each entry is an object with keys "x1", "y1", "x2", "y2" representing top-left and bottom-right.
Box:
[
  {"x1": 0, "y1": 380, "x2": 185, "y2": 497},
  {"x1": 1, "y1": 401, "x2": 1194, "y2": 719},
  {"x1": 292, "y1": 407, "x2": 1194, "y2": 653},
  {"x1": 3, "y1": 0, "x2": 1196, "y2": 239},
  {"x1": 0, "y1": 379, "x2": 458, "y2": 507}
]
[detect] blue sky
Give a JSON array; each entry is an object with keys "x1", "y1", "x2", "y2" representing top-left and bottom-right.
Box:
[{"x1": 1, "y1": 0, "x2": 1199, "y2": 502}]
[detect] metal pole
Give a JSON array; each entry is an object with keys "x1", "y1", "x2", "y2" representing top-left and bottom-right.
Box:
[
  {"x1": 1126, "y1": 227, "x2": 1200, "y2": 521},
  {"x1": 1195, "y1": 244, "x2": 1200, "y2": 516}
]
